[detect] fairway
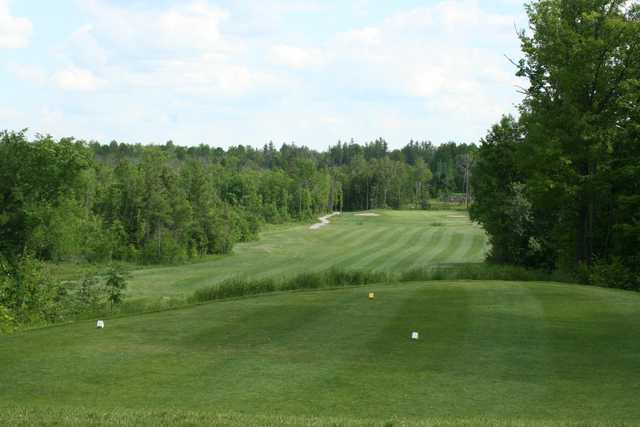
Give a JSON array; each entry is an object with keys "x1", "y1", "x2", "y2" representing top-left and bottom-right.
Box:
[
  {"x1": 127, "y1": 210, "x2": 488, "y2": 300},
  {"x1": 1, "y1": 281, "x2": 639, "y2": 426}
]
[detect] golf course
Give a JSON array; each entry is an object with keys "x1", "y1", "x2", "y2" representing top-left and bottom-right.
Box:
[
  {"x1": 125, "y1": 210, "x2": 488, "y2": 300},
  {"x1": 3, "y1": 1, "x2": 639, "y2": 424},
  {"x1": 2, "y1": 211, "x2": 639, "y2": 426}
]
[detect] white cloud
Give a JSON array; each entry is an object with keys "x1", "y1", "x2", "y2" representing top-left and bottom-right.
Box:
[
  {"x1": 119, "y1": 55, "x2": 276, "y2": 96},
  {"x1": 52, "y1": 66, "x2": 105, "y2": 91},
  {"x1": 269, "y1": 44, "x2": 327, "y2": 69},
  {"x1": 330, "y1": 0, "x2": 526, "y2": 128},
  {"x1": 6, "y1": 62, "x2": 47, "y2": 85},
  {"x1": 81, "y1": 0, "x2": 234, "y2": 53},
  {"x1": 0, "y1": 0, "x2": 32, "y2": 48},
  {"x1": 338, "y1": 27, "x2": 381, "y2": 45},
  {"x1": 67, "y1": 24, "x2": 108, "y2": 66},
  {"x1": 71, "y1": 0, "x2": 277, "y2": 96},
  {"x1": 4, "y1": 0, "x2": 529, "y2": 147}
]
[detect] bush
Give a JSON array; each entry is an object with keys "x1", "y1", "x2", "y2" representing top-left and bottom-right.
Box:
[
  {"x1": 589, "y1": 258, "x2": 639, "y2": 291},
  {"x1": 0, "y1": 256, "x2": 67, "y2": 326},
  {"x1": 67, "y1": 273, "x2": 108, "y2": 316},
  {"x1": 105, "y1": 267, "x2": 128, "y2": 308},
  {"x1": 0, "y1": 303, "x2": 16, "y2": 334}
]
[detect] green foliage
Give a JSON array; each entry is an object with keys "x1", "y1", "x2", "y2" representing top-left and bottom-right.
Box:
[
  {"x1": 0, "y1": 303, "x2": 15, "y2": 334},
  {"x1": 0, "y1": 131, "x2": 90, "y2": 263},
  {"x1": 76, "y1": 274, "x2": 106, "y2": 313},
  {"x1": 471, "y1": 1, "x2": 640, "y2": 286},
  {"x1": 588, "y1": 257, "x2": 639, "y2": 291},
  {"x1": 0, "y1": 130, "x2": 464, "y2": 270},
  {"x1": 0, "y1": 258, "x2": 132, "y2": 330},
  {"x1": 105, "y1": 267, "x2": 128, "y2": 307},
  {"x1": 0, "y1": 256, "x2": 65, "y2": 326}
]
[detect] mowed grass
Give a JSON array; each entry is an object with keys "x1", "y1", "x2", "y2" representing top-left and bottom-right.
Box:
[
  {"x1": 126, "y1": 210, "x2": 488, "y2": 300},
  {"x1": 2, "y1": 281, "x2": 639, "y2": 426}
]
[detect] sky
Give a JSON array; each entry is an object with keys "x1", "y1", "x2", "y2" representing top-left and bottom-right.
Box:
[{"x1": 0, "y1": 0, "x2": 529, "y2": 150}]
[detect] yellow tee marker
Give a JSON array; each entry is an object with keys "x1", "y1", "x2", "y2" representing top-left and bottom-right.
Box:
[{"x1": 368, "y1": 292, "x2": 375, "y2": 300}]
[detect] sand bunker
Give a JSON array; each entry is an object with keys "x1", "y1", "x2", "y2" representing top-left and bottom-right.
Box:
[
  {"x1": 448, "y1": 215, "x2": 468, "y2": 218},
  {"x1": 310, "y1": 212, "x2": 340, "y2": 230},
  {"x1": 355, "y1": 212, "x2": 380, "y2": 217}
]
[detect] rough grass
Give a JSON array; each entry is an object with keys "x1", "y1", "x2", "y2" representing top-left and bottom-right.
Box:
[
  {"x1": 190, "y1": 269, "x2": 391, "y2": 303},
  {"x1": 188, "y1": 265, "x2": 571, "y2": 305},
  {"x1": 399, "y1": 264, "x2": 573, "y2": 283},
  {"x1": 2, "y1": 281, "x2": 640, "y2": 425}
]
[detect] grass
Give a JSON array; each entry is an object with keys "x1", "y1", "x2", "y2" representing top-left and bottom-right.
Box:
[
  {"x1": 187, "y1": 265, "x2": 570, "y2": 305},
  {"x1": 1, "y1": 408, "x2": 635, "y2": 427},
  {"x1": 2, "y1": 281, "x2": 640, "y2": 426},
  {"x1": 118, "y1": 210, "x2": 488, "y2": 302},
  {"x1": 9, "y1": 210, "x2": 638, "y2": 425}
]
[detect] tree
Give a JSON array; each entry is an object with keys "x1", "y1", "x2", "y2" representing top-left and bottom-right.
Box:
[
  {"x1": 412, "y1": 159, "x2": 433, "y2": 209},
  {"x1": 105, "y1": 267, "x2": 127, "y2": 309},
  {"x1": 0, "y1": 131, "x2": 90, "y2": 263},
  {"x1": 517, "y1": 0, "x2": 640, "y2": 267}
]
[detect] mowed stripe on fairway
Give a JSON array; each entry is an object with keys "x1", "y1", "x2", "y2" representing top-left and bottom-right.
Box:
[
  {"x1": 369, "y1": 226, "x2": 431, "y2": 272},
  {"x1": 388, "y1": 228, "x2": 441, "y2": 271},
  {"x1": 462, "y1": 233, "x2": 487, "y2": 262},
  {"x1": 406, "y1": 228, "x2": 449, "y2": 268},
  {"x1": 126, "y1": 210, "x2": 489, "y2": 299},
  {"x1": 446, "y1": 230, "x2": 477, "y2": 263},
  {"x1": 347, "y1": 226, "x2": 415, "y2": 270}
]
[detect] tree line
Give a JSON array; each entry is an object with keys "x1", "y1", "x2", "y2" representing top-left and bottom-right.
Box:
[
  {"x1": 0, "y1": 130, "x2": 476, "y2": 329},
  {"x1": 471, "y1": 0, "x2": 640, "y2": 290},
  {"x1": 0, "y1": 134, "x2": 477, "y2": 264}
]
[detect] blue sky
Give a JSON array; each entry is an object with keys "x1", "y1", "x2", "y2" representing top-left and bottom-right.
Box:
[{"x1": 1, "y1": 0, "x2": 528, "y2": 149}]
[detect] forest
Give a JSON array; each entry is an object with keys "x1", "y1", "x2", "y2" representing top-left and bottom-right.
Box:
[
  {"x1": 470, "y1": 0, "x2": 640, "y2": 290},
  {"x1": 0, "y1": 134, "x2": 474, "y2": 268}
]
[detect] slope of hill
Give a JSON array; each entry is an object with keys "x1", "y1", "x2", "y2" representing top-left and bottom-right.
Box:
[{"x1": 2, "y1": 281, "x2": 639, "y2": 426}]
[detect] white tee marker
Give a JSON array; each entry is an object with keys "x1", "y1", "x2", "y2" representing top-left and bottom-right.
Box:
[
  {"x1": 96, "y1": 320, "x2": 105, "y2": 329},
  {"x1": 411, "y1": 331, "x2": 419, "y2": 340}
]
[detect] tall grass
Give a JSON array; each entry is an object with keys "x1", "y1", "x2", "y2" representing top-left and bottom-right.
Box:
[
  {"x1": 399, "y1": 264, "x2": 573, "y2": 283},
  {"x1": 191, "y1": 269, "x2": 391, "y2": 303},
  {"x1": 190, "y1": 264, "x2": 573, "y2": 304}
]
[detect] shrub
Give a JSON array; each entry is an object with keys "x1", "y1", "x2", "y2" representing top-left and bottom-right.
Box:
[
  {"x1": 589, "y1": 258, "x2": 638, "y2": 291},
  {"x1": 105, "y1": 267, "x2": 128, "y2": 308},
  {"x1": 0, "y1": 303, "x2": 16, "y2": 334}
]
